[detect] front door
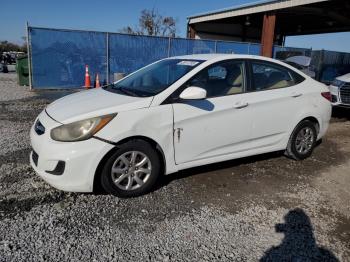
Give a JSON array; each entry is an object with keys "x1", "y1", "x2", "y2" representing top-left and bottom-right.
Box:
[{"x1": 172, "y1": 60, "x2": 253, "y2": 164}]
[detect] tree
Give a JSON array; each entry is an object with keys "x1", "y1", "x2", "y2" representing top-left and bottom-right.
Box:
[
  {"x1": 120, "y1": 9, "x2": 177, "y2": 37},
  {"x1": 0, "y1": 40, "x2": 27, "y2": 53}
]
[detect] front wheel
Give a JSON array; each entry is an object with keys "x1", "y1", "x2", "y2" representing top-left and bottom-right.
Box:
[
  {"x1": 285, "y1": 120, "x2": 318, "y2": 161},
  {"x1": 100, "y1": 140, "x2": 161, "y2": 198}
]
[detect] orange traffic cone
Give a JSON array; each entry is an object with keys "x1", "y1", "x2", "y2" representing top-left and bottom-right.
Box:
[
  {"x1": 95, "y1": 73, "x2": 100, "y2": 88},
  {"x1": 84, "y1": 65, "x2": 91, "y2": 89}
]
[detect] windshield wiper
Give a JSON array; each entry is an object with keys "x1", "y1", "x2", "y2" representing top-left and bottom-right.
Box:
[
  {"x1": 120, "y1": 87, "x2": 139, "y2": 97},
  {"x1": 112, "y1": 85, "x2": 139, "y2": 97}
]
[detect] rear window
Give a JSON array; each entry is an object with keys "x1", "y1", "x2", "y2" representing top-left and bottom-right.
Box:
[{"x1": 250, "y1": 61, "x2": 305, "y2": 92}]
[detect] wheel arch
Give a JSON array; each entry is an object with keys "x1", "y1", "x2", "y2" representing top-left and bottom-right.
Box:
[
  {"x1": 284, "y1": 115, "x2": 321, "y2": 151},
  {"x1": 285, "y1": 115, "x2": 320, "y2": 160},
  {"x1": 93, "y1": 136, "x2": 166, "y2": 192},
  {"x1": 298, "y1": 116, "x2": 320, "y2": 134}
]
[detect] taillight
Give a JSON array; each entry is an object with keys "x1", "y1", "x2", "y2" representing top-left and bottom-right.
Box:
[{"x1": 321, "y1": 92, "x2": 331, "y2": 101}]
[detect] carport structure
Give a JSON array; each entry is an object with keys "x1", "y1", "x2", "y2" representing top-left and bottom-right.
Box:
[{"x1": 187, "y1": 0, "x2": 350, "y2": 57}]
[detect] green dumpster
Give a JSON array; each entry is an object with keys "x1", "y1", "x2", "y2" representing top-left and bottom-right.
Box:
[{"x1": 16, "y1": 56, "x2": 29, "y2": 86}]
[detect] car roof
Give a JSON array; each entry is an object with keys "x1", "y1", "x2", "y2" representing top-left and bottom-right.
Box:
[
  {"x1": 170, "y1": 53, "x2": 277, "y2": 63},
  {"x1": 167, "y1": 53, "x2": 311, "y2": 79}
]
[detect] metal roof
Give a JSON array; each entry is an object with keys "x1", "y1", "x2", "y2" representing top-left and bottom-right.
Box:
[
  {"x1": 188, "y1": 0, "x2": 279, "y2": 19},
  {"x1": 188, "y1": 0, "x2": 329, "y2": 24}
]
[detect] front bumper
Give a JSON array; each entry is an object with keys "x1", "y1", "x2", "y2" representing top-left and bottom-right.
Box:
[
  {"x1": 329, "y1": 84, "x2": 350, "y2": 107},
  {"x1": 30, "y1": 111, "x2": 114, "y2": 192}
]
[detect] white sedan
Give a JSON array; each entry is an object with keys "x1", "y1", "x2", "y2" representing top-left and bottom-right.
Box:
[{"x1": 30, "y1": 54, "x2": 331, "y2": 197}]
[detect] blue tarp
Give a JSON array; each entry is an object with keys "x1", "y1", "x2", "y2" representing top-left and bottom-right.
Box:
[{"x1": 29, "y1": 27, "x2": 311, "y2": 89}]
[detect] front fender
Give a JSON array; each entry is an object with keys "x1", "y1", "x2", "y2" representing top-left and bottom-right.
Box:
[{"x1": 95, "y1": 105, "x2": 178, "y2": 174}]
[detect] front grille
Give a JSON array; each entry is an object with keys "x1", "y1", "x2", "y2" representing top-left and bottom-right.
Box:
[
  {"x1": 32, "y1": 151, "x2": 39, "y2": 166},
  {"x1": 340, "y1": 84, "x2": 350, "y2": 105},
  {"x1": 34, "y1": 120, "x2": 45, "y2": 135}
]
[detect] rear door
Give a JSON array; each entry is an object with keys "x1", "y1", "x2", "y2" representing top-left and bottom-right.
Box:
[{"x1": 245, "y1": 60, "x2": 306, "y2": 148}]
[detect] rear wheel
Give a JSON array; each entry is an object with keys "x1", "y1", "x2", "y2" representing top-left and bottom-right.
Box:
[
  {"x1": 101, "y1": 140, "x2": 161, "y2": 198},
  {"x1": 285, "y1": 120, "x2": 317, "y2": 160}
]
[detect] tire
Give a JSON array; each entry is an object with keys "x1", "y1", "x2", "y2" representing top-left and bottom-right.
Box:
[
  {"x1": 285, "y1": 120, "x2": 318, "y2": 161},
  {"x1": 100, "y1": 139, "x2": 161, "y2": 198}
]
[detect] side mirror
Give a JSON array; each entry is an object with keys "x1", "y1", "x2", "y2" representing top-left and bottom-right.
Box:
[{"x1": 179, "y1": 86, "x2": 207, "y2": 100}]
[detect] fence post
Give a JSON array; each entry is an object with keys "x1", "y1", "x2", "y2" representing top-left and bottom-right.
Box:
[
  {"x1": 214, "y1": 41, "x2": 217, "y2": 53},
  {"x1": 247, "y1": 43, "x2": 251, "y2": 55},
  {"x1": 316, "y1": 49, "x2": 325, "y2": 81},
  {"x1": 26, "y1": 22, "x2": 33, "y2": 90},
  {"x1": 167, "y1": 37, "x2": 171, "y2": 57},
  {"x1": 106, "y1": 32, "x2": 109, "y2": 84}
]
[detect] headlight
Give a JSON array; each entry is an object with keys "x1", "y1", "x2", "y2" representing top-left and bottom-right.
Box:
[{"x1": 50, "y1": 114, "x2": 116, "y2": 142}]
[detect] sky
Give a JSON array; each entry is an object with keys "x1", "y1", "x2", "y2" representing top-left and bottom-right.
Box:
[{"x1": 1, "y1": 0, "x2": 349, "y2": 52}]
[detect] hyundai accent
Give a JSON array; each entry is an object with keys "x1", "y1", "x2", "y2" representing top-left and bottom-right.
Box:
[{"x1": 30, "y1": 54, "x2": 331, "y2": 197}]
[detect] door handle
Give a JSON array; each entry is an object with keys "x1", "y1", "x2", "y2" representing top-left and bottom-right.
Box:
[
  {"x1": 291, "y1": 92, "x2": 302, "y2": 98},
  {"x1": 175, "y1": 128, "x2": 183, "y2": 142},
  {"x1": 233, "y1": 102, "x2": 249, "y2": 109}
]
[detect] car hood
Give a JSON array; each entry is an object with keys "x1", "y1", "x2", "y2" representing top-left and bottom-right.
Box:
[
  {"x1": 336, "y1": 73, "x2": 350, "y2": 83},
  {"x1": 46, "y1": 88, "x2": 153, "y2": 124},
  {"x1": 286, "y1": 55, "x2": 311, "y2": 67}
]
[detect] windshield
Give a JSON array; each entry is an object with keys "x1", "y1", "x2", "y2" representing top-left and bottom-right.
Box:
[{"x1": 104, "y1": 59, "x2": 203, "y2": 97}]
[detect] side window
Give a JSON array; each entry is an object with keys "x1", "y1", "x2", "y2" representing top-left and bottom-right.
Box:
[
  {"x1": 251, "y1": 61, "x2": 297, "y2": 91},
  {"x1": 187, "y1": 60, "x2": 245, "y2": 98},
  {"x1": 208, "y1": 66, "x2": 227, "y2": 80},
  {"x1": 290, "y1": 70, "x2": 306, "y2": 84}
]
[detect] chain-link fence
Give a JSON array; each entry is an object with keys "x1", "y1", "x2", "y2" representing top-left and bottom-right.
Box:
[{"x1": 28, "y1": 26, "x2": 310, "y2": 89}]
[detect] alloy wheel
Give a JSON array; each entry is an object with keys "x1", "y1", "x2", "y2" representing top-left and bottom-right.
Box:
[
  {"x1": 295, "y1": 127, "x2": 315, "y2": 154},
  {"x1": 111, "y1": 151, "x2": 152, "y2": 191}
]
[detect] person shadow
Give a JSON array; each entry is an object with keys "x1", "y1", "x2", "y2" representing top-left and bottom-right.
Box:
[{"x1": 260, "y1": 208, "x2": 339, "y2": 262}]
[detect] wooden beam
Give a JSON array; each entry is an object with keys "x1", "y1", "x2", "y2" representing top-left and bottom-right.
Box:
[
  {"x1": 260, "y1": 13, "x2": 276, "y2": 57},
  {"x1": 242, "y1": 23, "x2": 247, "y2": 42},
  {"x1": 283, "y1": 26, "x2": 350, "y2": 36},
  {"x1": 193, "y1": 30, "x2": 256, "y2": 39},
  {"x1": 187, "y1": 25, "x2": 196, "y2": 39},
  {"x1": 285, "y1": 6, "x2": 350, "y2": 26}
]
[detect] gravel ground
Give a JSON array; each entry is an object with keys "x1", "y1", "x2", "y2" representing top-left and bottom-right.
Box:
[{"x1": 0, "y1": 72, "x2": 350, "y2": 261}]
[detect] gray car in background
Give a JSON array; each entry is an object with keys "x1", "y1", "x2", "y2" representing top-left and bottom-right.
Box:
[{"x1": 284, "y1": 56, "x2": 316, "y2": 79}]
